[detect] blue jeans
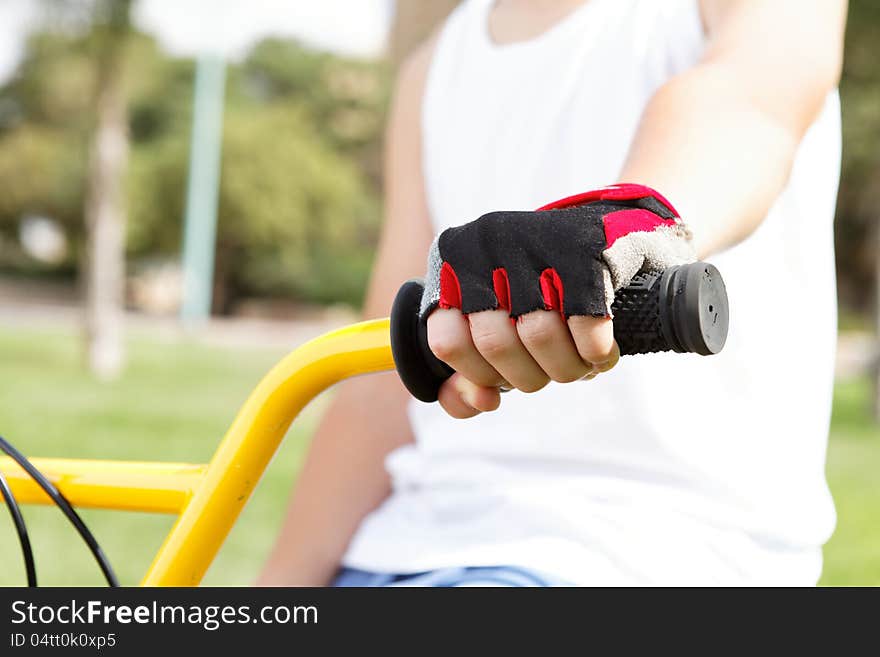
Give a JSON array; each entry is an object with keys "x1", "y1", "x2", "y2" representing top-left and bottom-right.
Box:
[{"x1": 333, "y1": 566, "x2": 567, "y2": 587}]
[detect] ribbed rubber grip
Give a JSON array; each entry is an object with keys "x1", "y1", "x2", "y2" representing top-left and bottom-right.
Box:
[{"x1": 611, "y1": 271, "x2": 669, "y2": 355}]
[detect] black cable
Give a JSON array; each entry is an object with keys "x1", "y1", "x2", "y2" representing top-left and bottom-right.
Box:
[
  {"x1": 0, "y1": 470, "x2": 37, "y2": 586},
  {"x1": 0, "y1": 435, "x2": 118, "y2": 587}
]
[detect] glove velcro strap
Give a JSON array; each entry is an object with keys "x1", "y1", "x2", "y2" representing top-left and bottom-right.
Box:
[{"x1": 536, "y1": 183, "x2": 679, "y2": 218}]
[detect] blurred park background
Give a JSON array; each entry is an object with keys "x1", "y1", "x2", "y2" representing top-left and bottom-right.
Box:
[{"x1": 0, "y1": 0, "x2": 877, "y2": 585}]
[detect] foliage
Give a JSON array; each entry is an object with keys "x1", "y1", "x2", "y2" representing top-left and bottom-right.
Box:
[
  {"x1": 836, "y1": 0, "x2": 880, "y2": 311},
  {"x1": 0, "y1": 27, "x2": 389, "y2": 309},
  {"x1": 0, "y1": 124, "x2": 86, "y2": 230},
  {"x1": 215, "y1": 103, "x2": 379, "y2": 307}
]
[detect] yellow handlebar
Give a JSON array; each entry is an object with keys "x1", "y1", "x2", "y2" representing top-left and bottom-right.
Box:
[{"x1": 142, "y1": 318, "x2": 394, "y2": 586}]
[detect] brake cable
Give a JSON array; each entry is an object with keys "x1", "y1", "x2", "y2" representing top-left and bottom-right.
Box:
[
  {"x1": 0, "y1": 468, "x2": 36, "y2": 586},
  {"x1": 0, "y1": 435, "x2": 118, "y2": 587}
]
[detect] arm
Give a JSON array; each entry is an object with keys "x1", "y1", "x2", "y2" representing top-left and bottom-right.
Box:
[
  {"x1": 622, "y1": 0, "x2": 847, "y2": 257},
  {"x1": 427, "y1": 0, "x2": 847, "y2": 418},
  {"x1": 257, "y1": 41, "x2": 436, "y2": 586}
]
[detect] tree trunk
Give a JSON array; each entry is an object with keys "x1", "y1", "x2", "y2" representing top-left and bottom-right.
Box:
[
  {"x1": 389, "y1": 0, "x2": 461, "y2": 65},
  {"x1": 83, "y1": 1, "x2": 131, "y2": 380}
]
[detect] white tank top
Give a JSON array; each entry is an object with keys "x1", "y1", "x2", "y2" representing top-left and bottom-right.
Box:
[{"x1": 343, "y1": 0, "x2": 841, "y2": 585}]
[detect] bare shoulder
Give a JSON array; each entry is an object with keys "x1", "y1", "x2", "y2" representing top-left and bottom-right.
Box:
[
  {"x1": 692, "y1": 0, "x2": 846, "y2": 137},
  {"x1": 394, "y1": 32, "x2": 441, "y2": 112},
  {"x1": 697, "y1": 0, "x2": 846, "y2": 82}
]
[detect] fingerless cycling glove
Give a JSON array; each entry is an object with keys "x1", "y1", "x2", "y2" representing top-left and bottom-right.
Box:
[{"x1": 420, "y1": 184, "x2": 695, "y2": 319}]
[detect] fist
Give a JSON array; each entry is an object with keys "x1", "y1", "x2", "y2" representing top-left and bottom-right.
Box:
[{"x1": 420, "y1": 184, "x2": 694, "y2": 418}]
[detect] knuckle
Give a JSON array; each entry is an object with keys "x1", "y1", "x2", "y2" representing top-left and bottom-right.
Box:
[
  {"x1": 581, "y1": 338, "x2": 613, "y2": 363},
  {"x1": 427, "y1": 331, "x2": 465, "y2": 363},
  {"x1": 471, "y1": 326, "x2": 515, "y2": 360},
  {"x1": 569, "y1": 321, "x2": 614, "y2": 363},
  {"x1": 516, "y1": 313, "x2": 556, "y2": 348}
]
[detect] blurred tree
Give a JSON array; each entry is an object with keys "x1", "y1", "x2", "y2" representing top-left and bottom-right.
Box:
[
  {"x1": 213, "y1": 102, "x2": 378, "y2": 310},
  {"x1": 83, "y1": 0, "x2": 133, "y2": 379},
  {"x1": 127, "y1": 38, "x2": 389, "y2": 310},
  {"x1": 209, "y1": 41, "x2": 388, "y2": 309},
  {"x1": 0, "y1": 0, "x2": 137, "y2": 376},
  {"x1": 0, "y1": 30, "x2": 94, "y2": 249},
  {"x1": 240, "y1": 39, "x2": 390, "y2": 189},
  {"x1": 837, "y1": 0, "x2": 880, "y2": 311},
  {"x1": 0, "y1": 28, "x2": 183, "y2": 245},
  {"x1": 0, "y1": 124, "x2": 85, "y2": 234},
  {"x1": 0, "y1": 29, "x2": 388, "y2": 311},
  {"x1": 837, "y1": 0, "x2": 880, "y2": 418}
]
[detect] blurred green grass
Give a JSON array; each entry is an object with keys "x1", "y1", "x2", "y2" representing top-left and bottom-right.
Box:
[
  {"x1": 820, "y1": 377, "x2": 880, "y2": 585},
  {"x1": 0, "y1": 326, "x2": 877, "y2": 586}
]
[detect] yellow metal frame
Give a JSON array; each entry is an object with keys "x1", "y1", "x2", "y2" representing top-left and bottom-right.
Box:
[{"x1": 0, "y1": 318, "x2": 395, "y2": 586}]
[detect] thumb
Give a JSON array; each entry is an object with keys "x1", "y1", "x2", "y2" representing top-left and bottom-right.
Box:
[{"x1": 438, "y1": 372, "x2": 501, "y2": 419}]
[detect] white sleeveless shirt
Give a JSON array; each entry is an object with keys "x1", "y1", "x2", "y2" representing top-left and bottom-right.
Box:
[{"x1": 343, "y1": 0, "x2": 841, "y2": 585}]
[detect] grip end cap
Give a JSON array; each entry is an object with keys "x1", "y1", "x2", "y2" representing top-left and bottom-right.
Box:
[
  {"x1": 390, "y1": 279, "x2": 453, "y2": 402},
  {"x1": 664, "y1": 263, "x2": 729, "y2": 356}
]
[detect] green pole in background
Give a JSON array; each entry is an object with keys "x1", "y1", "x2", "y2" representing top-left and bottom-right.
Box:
[{"x1": 180, "y1": 55, "x2": 226, "y2": 323}]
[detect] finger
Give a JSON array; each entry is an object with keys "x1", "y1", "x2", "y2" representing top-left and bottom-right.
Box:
[
  {"x1": 427, "y1": 308, "x2": 505, "y2": 388},
  {"x1": 566, "y1": 315, "x2": 617, "y2": 369},
  {"x1": 438, "y1": 373, "x2": 501, "y2": 418},
  {"x1": 516, "y1": 310, "x2": 591, "y2": 383},
  {"x1": 594, "y1": 340, "x2": 620, "y2": 373},
  {"x1": 468, "y1": 309, "x2": 550, "y2": 393}
]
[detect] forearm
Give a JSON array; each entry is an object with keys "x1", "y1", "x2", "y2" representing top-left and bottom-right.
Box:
[
  {"x1": 256, "y1": 374, "x2": 413, "y2": 586},
  {"x1": 620, "y1": 0, "x2": 845, "y2": 258},
  {"x1": 620, "y1": 64, "x2": 805, "y2": 258}
]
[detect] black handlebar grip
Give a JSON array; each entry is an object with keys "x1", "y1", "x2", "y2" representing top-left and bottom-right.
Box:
[
  {"x1": 611, "y1": 263, "x2": 728, "y2": 356},
  {"x1": 390, "y1": 262, "x2": 729, "y2": 403}
]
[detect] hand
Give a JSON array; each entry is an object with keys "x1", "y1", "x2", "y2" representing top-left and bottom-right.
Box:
[
  {"x1": 419, "y1": 184, "x2": 694, "y2": 418},
  {"x1": 427, "y1": 308, "x2": 620, "y2": 418}
]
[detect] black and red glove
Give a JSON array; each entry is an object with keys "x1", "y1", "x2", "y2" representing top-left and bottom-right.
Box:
[{"x1": 420, "y1": 184, "x2": 696, "y2": 320}]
